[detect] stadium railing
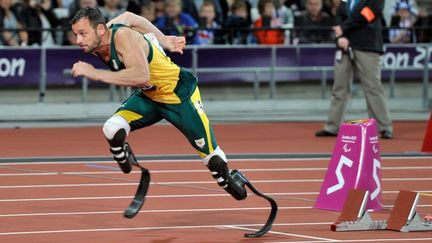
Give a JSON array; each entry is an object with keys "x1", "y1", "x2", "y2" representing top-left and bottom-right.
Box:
[{"x1": 0, "y1": 42, "x2": 430, "y2": 108}]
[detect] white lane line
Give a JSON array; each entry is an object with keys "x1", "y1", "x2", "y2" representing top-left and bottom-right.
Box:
[
  {"x1": 385, "y1": 178, "x2": 432, "y2": 181},
  {"x1": 0, "y1": 179, "x2": 327, "y2": 186},
  {"x1": 0, "y1": 173, "x2": 59, "y2": 177},
  {"x1": 156, "y1": 179, "x2": 321, "y2": 184},
  {"x1": 0, "y1": 155, "x2": 430, "y2": 165},
  {"x1": 2, "y1": 223, "x2": 430, "y2": 242},
  {"x1": 2, "y1": 165, "x2": 432, "y2": 176},
  {"x1": 0, "y1": 177, "x2": 432, "y2": 186},
  {"x1": 1, "y1": 179, "x2": 432, "y2": 189},
  {"x1": 269, "y1": 238, "x2": 432, "y2": 243},
  {"x1": 0, "y1": 193, "x2": 315, "y2": 202},
  {"x1": 64, "y1": 168, "x2": 329, "y2": 174},
  {"x1": 224, "y1": 225, "x2": 337, "y2": 242},
  {"x1": 0, "y1": 191, "x2": 431, "y2": 205},
  {"x1": 383, "y1": 166, "x2": 432, "y2": 170},
  {"x1": 60, "y1": 166, "x2": 432, "y2": 173},
  {"x1": 1, "y1": 165, "x2": 432, "y2": 176},
  {"x1": 0, "y1": 183, "x2": 138, "y2": 189},
  {"x1": 0, "y1": 158, "x2": 327, "y2": 165},
  {"x1": 0, "y1": 222, "x2": 332, "y2": 236},
  {"x1": 0, "y1": 206, "x2": 310, "y2": 217},
  {"x1": 0, "y1": 195, "x2": 133, "y2": 202}
]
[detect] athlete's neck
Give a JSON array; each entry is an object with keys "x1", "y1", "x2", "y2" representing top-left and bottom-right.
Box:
[{"x1": 93, "y1": 29, "x2": 112, "y2": 60}]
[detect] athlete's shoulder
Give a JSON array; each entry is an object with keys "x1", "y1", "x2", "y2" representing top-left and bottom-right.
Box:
[
  {"x1": 109, "y1": 23, "x2": 128, "y2": 29},
  {"x1": 112, "y1": 26, "x2": 142, "y2": 46},
  {"x1": 113, "y1": 25, "x2": 134, "y2": 36}
]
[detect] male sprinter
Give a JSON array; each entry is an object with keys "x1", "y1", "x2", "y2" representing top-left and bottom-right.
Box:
[{"x1": 70, "y1": 7, "x2": 246, "y2": 200}]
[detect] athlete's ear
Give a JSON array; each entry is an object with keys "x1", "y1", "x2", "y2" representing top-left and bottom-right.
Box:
[{"x1": 97, "y1": 24, "x2": 106, "y2": 36}]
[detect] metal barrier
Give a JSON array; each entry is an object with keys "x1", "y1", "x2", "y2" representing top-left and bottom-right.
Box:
[
  {"x1": 1, "y1": 44, "x2": 430, "y2": 108},
  {"x1": 186, "y1": 44, "x2": 431, "y2": 108}
]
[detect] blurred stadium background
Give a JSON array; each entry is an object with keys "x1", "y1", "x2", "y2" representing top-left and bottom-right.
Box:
[{"x1": 0, "y1": 0, "x2": 431, "y2": 126}]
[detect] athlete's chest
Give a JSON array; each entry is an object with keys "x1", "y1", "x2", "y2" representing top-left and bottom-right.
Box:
[{"x1": 96, "y1": 50, "x2": 124, "y2": 71}]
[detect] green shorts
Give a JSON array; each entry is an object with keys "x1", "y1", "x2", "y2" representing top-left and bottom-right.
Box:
[{"x1": 114, "y1": 87, "x2": 218, "y2": 158}]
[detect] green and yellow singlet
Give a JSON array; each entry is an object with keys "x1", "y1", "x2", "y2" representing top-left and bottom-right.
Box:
[{"x1": 106, "y1": 24, "x2": 197, "y2": 104}]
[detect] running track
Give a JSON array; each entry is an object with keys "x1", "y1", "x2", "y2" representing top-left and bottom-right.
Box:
[{"x1": 1, "y1": 121, "x2": 431, "y2": 242}]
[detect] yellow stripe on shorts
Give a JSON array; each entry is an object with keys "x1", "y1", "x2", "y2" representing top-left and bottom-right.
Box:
[
  {"x1": 190, "y1": 88, "x2": 214, "y2": 156},
  {"x1": 115, "y1": 110, "x2": 143, "y2": 123}
]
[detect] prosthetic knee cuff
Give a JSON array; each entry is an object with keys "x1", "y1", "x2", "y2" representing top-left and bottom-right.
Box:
[
  {"x1": 103, "y1": 115, "x2": 131, "y2": 145},
  {"x1": 103, "y1": 116, "x2": 134, "y2": 174}
]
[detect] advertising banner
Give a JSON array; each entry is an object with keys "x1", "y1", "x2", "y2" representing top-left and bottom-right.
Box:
[{"x1": 0, "y1": 45, "x2": 430, "y2": 86}]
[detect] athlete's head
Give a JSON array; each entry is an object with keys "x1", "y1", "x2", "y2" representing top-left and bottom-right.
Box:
[{"x1": 71, "y1": 7, "x2": 107, "y2": 53}]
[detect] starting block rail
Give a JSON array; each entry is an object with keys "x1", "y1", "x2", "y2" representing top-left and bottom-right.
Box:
[{"x1": 331, "y1": 189, "x2": 432, "y2": 232}]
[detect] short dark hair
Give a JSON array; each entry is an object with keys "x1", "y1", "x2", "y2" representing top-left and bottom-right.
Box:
[{"x1": 70, "y1": 7, "x2": 106, "y2": 28}]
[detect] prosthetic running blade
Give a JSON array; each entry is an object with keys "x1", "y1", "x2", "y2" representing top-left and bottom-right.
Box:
[
  {"x1": 123, "y1": 144, "x2": 151, "y2": 219},
  {"x1": 121, "y1": 149, "x2": 277, "y2": 237},
  {"x1": 231, "y1": 170, "x2": 278, "y2": 238}
]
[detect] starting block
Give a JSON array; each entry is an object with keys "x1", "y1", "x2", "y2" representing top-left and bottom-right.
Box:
[
  {"x1": 387, "y1": 191, "x2": 432, "y2": 232},
  {"x1": 332, "y1": 189, "x2": 432, "y2": 232},
  {"x1": 331, "y1": 189, "x2": 387, "y2": 231}
]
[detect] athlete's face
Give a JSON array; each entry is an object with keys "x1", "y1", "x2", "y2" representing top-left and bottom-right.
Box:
[{"x1": 72, "y1": 18, "x2": 102, "y2": 53}]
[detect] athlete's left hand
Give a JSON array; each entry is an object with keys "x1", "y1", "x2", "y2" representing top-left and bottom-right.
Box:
[
  {"x1": 164, "y1": 36, "x2": 186, "y2": 54},
  {"x1": 72, "y1": 61, "x2": 97, "y2": 80}
]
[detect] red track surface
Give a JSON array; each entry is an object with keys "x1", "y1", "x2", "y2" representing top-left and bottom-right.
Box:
[{"x1": 0, "y1": 121, "x2": 431, "y2": 242}]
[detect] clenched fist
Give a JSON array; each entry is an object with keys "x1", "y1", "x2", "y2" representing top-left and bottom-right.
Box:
[{"x1": 72, "y1": 61, "x2": 97, "y2": 80}]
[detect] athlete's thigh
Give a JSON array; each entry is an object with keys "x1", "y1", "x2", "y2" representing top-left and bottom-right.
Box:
[
  {"x1": 115, "y1": 90, "x2": 163, "y2": 131},
  {"x1": 158, "y1": 88, "x2": 218, "y2": 158}
]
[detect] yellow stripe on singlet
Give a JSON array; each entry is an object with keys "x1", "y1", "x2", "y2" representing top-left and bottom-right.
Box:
[
  {"x1": 143, "y1": 38, "x2": 182, "y2": 104},
  {"x1": 115, "y1": 110, "x2": 143, "y2": 123}
]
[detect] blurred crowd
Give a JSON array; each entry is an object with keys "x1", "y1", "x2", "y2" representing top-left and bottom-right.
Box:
[{"x1": 0, "y1": 0, "x2": 431, "y2": 46}]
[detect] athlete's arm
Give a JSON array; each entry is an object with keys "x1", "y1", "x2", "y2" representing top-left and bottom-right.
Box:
[
  {"x1": 107, "y1": 11, "x2": 186, "y2": 54},
  {"x1": 72, "y1": 28, "x2": 149, "y2": 87}
]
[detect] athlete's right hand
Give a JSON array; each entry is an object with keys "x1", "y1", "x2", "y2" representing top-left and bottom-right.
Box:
[
  {"x1": 164, "y1": 36, "x2": 186, "y2": 54},
  {"x1": 72, "y1": 61, "x2": 97, "y2": 80}
]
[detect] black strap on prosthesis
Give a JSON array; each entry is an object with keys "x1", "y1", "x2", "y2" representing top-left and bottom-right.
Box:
[
  {"x1": 231, "y1": 169, "x2": 278, "y2": 238},
  {"x1": 123, "y1": 159, "x2": 151, "y2": 219}
]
